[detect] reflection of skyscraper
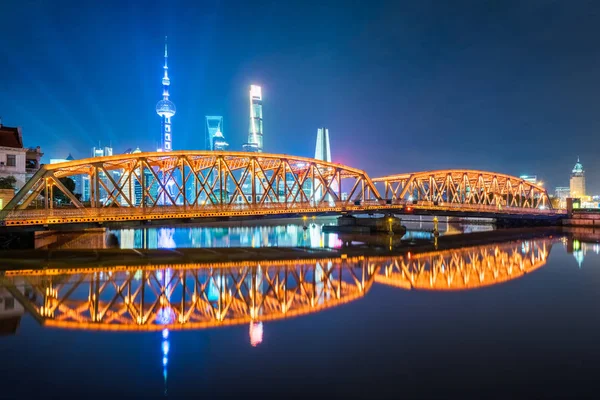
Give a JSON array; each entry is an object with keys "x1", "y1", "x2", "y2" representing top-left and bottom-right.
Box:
[
  {"x1": 570, "y1": 157, "x2": 585, "y2": 198},
  {"x1": 205, "y1": 116, "x2": 223, "y2": 150},
  {"x1": 249, "y1": 322, "x2": 263, "y2": 347},
  {"x1": 0, "y1": 279, "x2": 25, "y2": 336},
  {"x1": 156, "y1": 36, "x2": 176, "y2": 152},
  {"x1": 243, "y1": 85, "x2": 263, "y2": 152}
]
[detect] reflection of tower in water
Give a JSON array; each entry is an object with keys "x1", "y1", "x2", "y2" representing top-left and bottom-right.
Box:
[
  {"x1": 248, "y1": 265, "x2": 264, "y2": 346},
  {"x1": 155, "y1": 266, "x2": 174, "y2": 396}
]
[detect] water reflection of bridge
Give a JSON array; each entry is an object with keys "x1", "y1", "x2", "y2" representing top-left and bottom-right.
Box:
[{"x1": 0, "y1": 238, "x2": 554, "y2": 333}]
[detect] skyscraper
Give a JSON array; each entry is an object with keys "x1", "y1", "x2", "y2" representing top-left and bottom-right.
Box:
[
  {"x1": 243, "y1": 85, "x2": 263, "y2": 152},
  {"x1": 314, "y1": 128, "x2": 331, "y2": 162},
  {"x1": 570, "y1": 157, "x2": 585, "y2": 198},
  {"x1": 555, "y1": 186, "x2": 570, "y2": 209},
  {"x1": 205, "y1": 116, "x2": 223, "y2": 150},
  {"x1": 212, "y1": 129, "x2": 229, "y2": 151},
  {"x1": 91, "y1": 143, "x2": 113, "y2": 204},
  {"x1": 156, "y1": 37, "x2": 176, "y2": 152},
  {"x1": 314, "y1": 127, "x2": 335, "y2": 203}
]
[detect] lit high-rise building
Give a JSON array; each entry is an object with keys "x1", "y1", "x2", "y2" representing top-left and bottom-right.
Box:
[
  {"x1": 519, "y1": 175, "x2": 538, "y2": 185},
  {"x1": 555, "y1": 186, "x2": 570, "y2": 209},
  {"x1": 92, "y1": 144, "x2": 112, "y2": 158},
  {"x1": 570, "y1": 157, "x2": 585, "y2": 198},
  {"x1": 314, "y1": 127, "x2": 335, "y2": 203},
  {"x1": 243, "y1": 85, "x2": 263, "y2": 152},
  {"x1": 205, "y1": 116, "x2": 223, "y2": 150},
  {"x1": 212, "y1": 129, "x2": 229, "y2": 151},
  {"x1": 91, "y1": 144, "x2": 114, "y2": 204},
  {"x1": 156, "y1": 36, "x2": 176, "y2": 152},
  {"x1": 315, "y1": 128, "x2": 331, "y2": 162}
]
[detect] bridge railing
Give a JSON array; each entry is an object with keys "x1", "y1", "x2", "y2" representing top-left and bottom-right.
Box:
[
  {"x1": 381, "y1": 200, "x2": 565, "y2": 215},
  {"x1": 0, "y1": 201, "x2": 391, "y2": 226}
]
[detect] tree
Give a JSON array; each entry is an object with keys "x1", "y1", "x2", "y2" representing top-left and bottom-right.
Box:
[
  {"x1": 41, "y1": 177, "x2": 78, "y2": 205},
  {"x1": 0, "y1": 176, "x2": 16, "y2": 190}
]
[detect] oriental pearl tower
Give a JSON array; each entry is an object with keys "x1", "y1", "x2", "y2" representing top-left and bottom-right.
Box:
[{"x1": 156, "y1": 36, "x2": 176, "y2": 151}]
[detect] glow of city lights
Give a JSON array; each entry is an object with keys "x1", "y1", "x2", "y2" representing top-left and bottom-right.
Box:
[
  {"x1": 156, "y1": 307, "x2": 176, "y2": 325},
  {"x1": 163, "y1": 357, "x2": 168, "y2": 366},
  {"x1": 162, "y1": 329, "x2": 169, "y2": 339},
  {"x1": 162, "y1": 340, "x2": 170, "y2": 355}
]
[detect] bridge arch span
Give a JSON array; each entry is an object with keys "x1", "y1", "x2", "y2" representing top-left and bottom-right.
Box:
[
  {"x1": 373, "y1": 169, "x2": 552, "y2": 210},
  {"x1": 0, "y1": 151, "x2": 381, "y2": 226}
]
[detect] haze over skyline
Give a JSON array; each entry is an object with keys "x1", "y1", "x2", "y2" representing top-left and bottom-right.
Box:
[{"x1": 1, "y1": 1, "x2": 599, "y2": 191}]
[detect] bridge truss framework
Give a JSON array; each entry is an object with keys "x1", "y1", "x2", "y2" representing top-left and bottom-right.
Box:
[
  {"x1": 0, "y1": 151, "x2": 380, "y2": 226},
  {"x1": 0, "y1": 152, "x2": 557, "y2": 227},
  {"x1": 374, "y1": 170, "x2": 552, "y2": 211}
]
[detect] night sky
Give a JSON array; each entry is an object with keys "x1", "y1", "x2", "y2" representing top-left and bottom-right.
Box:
[{"x1": 1, "y1": 1, "x2": 599, "y2": 192}]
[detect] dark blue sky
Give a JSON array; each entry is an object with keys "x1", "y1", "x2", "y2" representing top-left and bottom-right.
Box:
[{"x1": 1, "y1": 0, "x2": 599, "y2": 191}]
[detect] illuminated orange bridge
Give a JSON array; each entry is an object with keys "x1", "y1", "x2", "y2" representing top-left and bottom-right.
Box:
[{"x1": 0, "y1": 151, "x2": 563, "y2": 227}]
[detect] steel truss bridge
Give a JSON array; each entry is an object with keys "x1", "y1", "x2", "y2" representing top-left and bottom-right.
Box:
[
  {"x1": 0, "y1": 238, "x2": 553, "y2": 332},
  {"x1": 0, "y1": 151, "x2": 559, "y2": 227}
]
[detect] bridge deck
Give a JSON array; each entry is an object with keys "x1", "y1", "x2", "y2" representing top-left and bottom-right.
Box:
[{"x1": 0, "y1": 202, "x2": 564, "y2": 228}]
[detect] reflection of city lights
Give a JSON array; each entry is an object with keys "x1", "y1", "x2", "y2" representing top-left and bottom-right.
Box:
[
  {"x1": 162, "y1": 329, "x2": 169, "y2": 339},
  {"x1": 249, "y1": 322, "x2": 263, "y2": 347},
  {"x1": 162, "y1": 340, "x2": 170, "y2": 355},
  {"x1": 163, "y1": 357, "x2": 168, "y2": 366},
  {"x1": 158, "y1": 228, "x2": 176, "y2": 249},
  {"x1": 156, "y1": 307, "x2": 176, "y2": 325},
  {"x1": 573, "y1": 239, "x2": 581, "y2": 251}
]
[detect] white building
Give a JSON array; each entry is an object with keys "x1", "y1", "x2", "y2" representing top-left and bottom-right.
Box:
[{"x1": 0, "y1": 123, "x2": 43, "y2": 191}]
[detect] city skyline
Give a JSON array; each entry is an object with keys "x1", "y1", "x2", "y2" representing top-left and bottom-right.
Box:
[{"x1": 1, "y1": 2, "x2": 600, "y2": 192}]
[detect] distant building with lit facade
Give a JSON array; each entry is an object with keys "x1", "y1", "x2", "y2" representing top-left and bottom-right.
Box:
[
  {"x1": 315, "y1": 128, "x2": 331, "y2": 162},
  {"x1": 49, "y1": 153, "x2": 75, "y2": 165},
  {"x1": 555, "y1": 187, "x2": 570, "y2": 209},
  {"x1": 212, "y1": 129, "x2": 229, "y2": 151},
  {"x1": 156, "y1": 37, "x2": 176, "y2": 152},
  {"x1": 243, "y1": 85, "x2": 263, "y2": 152},
  {"x1": 570, "y1": 157, "x2": 585, "y2": 199},
  {"x1": 0, "y1": 122, "x2": 43, "y2": 191},
  {"x1": 519, "y1": 175, "x2": 538, "y2": 185},
  {"x1": 205, "y1": 116, "x2": 224, "y2": 150},
  {"x1": 49, "y1": 154, "x2": 87, "y2": 200},
  {"x1": 313, "y1": 128, "x2": 332, "y2": 202},
  {"x1": 91, "y1": 144, "x2": 115, "y2": 204},
  {"x1": 205, "y1": 116, "x2": 229, "y2": 151}
]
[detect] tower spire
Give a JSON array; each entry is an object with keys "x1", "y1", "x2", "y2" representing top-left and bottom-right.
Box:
[{"x1": 156, "y1": 36, "x2": 175, "y2": 152}]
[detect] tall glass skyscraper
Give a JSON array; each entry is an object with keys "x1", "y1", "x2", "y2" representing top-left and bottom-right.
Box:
[
  {"x1": 314, "y1": 127, "x2": 331, "y2": 162},
  {"x1": 205, "y1": 116, "x2": 223, "y2": 150},
  {"x1": 314, "y1": 127, "x2": 334, "y2": 203},
  {"x1": 243, "y1": 85, "x2": 263, "y2": 152}
]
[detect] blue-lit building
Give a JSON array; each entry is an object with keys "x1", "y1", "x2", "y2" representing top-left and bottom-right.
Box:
[
  {"x1": 243, "y1": 85, "x2": 263, "y2": 152},
  {"x1": 205, "y1": 116, "x2": 224, "y2": 150},
  {"x1": 156, "y1": 37, "x2": 176, "y2": 152}
]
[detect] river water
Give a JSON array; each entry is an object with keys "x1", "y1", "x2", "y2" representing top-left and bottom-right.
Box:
[{"x1": 0, "y1": 222, "x2": 598, "y2": 398}]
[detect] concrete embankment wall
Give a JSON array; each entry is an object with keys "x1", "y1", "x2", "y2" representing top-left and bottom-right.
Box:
[{"x1": 562, "y1": 210, "x2": 600, "y2": 227}]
